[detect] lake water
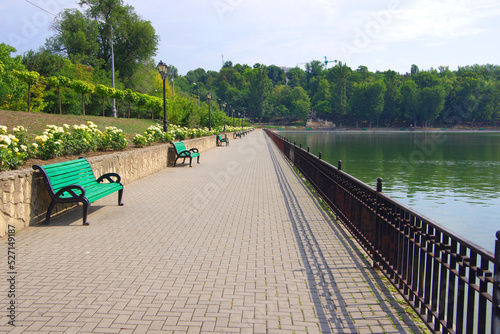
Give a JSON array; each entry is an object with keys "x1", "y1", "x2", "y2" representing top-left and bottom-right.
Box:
[{"x1": 280, "y1": 131, "x2": 500, "y2": 253}]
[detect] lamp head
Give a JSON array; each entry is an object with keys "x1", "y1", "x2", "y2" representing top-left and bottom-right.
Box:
[{"x1": 157, "y1": 60, "x2": 168, "y2": 79}]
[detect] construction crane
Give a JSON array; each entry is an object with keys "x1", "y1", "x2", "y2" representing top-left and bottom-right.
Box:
[
  {"x1": 324, "y1": 56, "x2": 338, "y2": 69},
  {"x1": 296, "y1": 57, "x2": 338, "y2": 69}
]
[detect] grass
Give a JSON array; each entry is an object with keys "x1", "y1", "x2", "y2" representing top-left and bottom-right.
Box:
[{"x1": 0, "y1": 109, "x2": 162, "y2": 140}]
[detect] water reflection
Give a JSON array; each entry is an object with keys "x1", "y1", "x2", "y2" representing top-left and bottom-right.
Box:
[{"x1": 282, "y1": 131, "x2": 500, "y2": 252}]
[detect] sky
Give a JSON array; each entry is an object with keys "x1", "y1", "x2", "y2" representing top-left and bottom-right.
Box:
[{"x1": 2, "y1": 0, "x2": 500, "y2": 75}]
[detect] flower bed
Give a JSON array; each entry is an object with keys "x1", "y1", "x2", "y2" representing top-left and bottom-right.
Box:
[{"x1": 0, "y1": 121, "x2": 249, "y2": 172}]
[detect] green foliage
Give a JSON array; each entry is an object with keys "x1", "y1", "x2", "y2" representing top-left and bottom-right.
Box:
[
  {"x1": 32, "y1": 121, "x2": 128, "y2": 160},
  {"x1": 0, "y1": 126, "x2": 31, "y2": 171},
  {"x1": 71, "y1": 80, "x2": 95, "y2": 115},
  {"x1": 247, "y1": 64, "x2": 273, "y2": 122},
  {"x1": 47, "y1": 0, "x2": 159, "y2": 85},
  {"x1": 101, "y1": 126, "x2": 128, "y2": 150},
  {"x1": 13, "y1": 69, "x2": 40, "y2": 86},
  {"x1": 71, "y1": 80, "x2": 95, "y2": 95},
  {"x1": 33, "y1": 125, "x2": 67, "y2": 160},
  {"x1": 400, "y1": 80, "x2": 420, "y2": 125},
  {"x1": 12, "y1": 69, "x2": 44, "y2": 112}
]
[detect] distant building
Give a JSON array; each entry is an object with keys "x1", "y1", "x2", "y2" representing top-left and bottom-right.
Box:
[{"x1": 279, "y1": 66, "x2": 293, "y2": 73}]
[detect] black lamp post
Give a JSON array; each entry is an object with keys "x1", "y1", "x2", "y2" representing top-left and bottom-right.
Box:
[
  {"x1": 207, "y1": 92, "x2": 212, "y2": 131},
  {"x1": 222, "y1": 102, "x2": 227, "y2": 132},
  {"x1": 232, "y1": 108, "x2": 235, "y2": 127},
  {"x1": 157, "y1": 60, "x2": 168, "y2": 132},
  {"x1": 194, "y1": 83, "x2": 200, "y2": 108}
]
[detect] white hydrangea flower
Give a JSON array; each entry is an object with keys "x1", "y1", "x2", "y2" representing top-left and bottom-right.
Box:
[{"x1": 1, "y1": 135, "x2": 11, "y2": 145}]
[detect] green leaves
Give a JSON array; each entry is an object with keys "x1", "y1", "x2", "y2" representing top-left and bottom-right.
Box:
[
  {"x1": 13, "y1": 70, "x2": 40, "y2": 86},
  {"x1": 95, "y1": 84, "x2": 115, "y2": 98},
  {"x1": 71, "y1": 80, "x2": 95, "y2": 115},
  {"x1": 71, "y1": 80, "x2": 95, "y2": 95},
  {"x1": 47, "y1": 75, "x2": 71, "y2": 88}
]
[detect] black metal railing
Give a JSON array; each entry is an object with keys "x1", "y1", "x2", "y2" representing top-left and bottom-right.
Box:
[{"x1": 264, "y1": 129, "x2": 500, "y2": 334}]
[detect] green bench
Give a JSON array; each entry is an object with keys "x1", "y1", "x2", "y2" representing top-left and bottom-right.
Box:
[
  {"x1": 33, "y1": 157, "x2": 124, "y2": 225},
  {"x1": 171, "y1": 141, "x2": 200, "y2": 167},
  {"x1": 217, "y1": 134, "x2": 229, "y2": 146},
  {"x1": 233, "y1": 130, "x2": 244, "y2": 139}
]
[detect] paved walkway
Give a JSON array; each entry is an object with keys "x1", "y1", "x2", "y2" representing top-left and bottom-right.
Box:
[{"x1": 1, "y1": 130, "x2": 424, "y2": 333}]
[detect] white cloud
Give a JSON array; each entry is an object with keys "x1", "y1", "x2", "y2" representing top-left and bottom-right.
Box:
[
  {"x1": 385, "y1": 0, "x2": 500, "y2": 41},
  {"x1": 2, "y1": 0, "x2": 499, "y2": 74}
]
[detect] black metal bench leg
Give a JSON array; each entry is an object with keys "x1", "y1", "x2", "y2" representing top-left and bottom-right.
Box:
[
  {"x1": 197, "y1": 156, "x2": 200, "y2": 164},
  {"x1": 44, "y1": 200, "x2": 56, "y2": 225},
  {"x1": 118, "y1": 189, "x2": 124, "y2": 206},
  {"x1": 189, "y1": 157, "x2": 193, "y2": 167},
  {"x1": 82, "y1": 199, "x2": 90, "y2": 225}
]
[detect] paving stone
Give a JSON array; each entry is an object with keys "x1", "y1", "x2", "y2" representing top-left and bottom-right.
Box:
[{"x1": 0, "y1": 130, "x2": 424, "y2": 333}]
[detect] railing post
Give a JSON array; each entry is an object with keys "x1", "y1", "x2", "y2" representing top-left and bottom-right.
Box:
[
  {"x1": 493, "y1": 231, "x2": 500, "y2": 333},
  {"x1": 319, "y1": 152, "x2": 322, "y2": 160},
  {"x1": 307, "y1": 146, "x2": 310, "y2": 153},
  {"x1": 338, "y1": 160, "x2": 342, "y2": 170},
  {"x1": 300, "y1": 143, "x2": 302, "y2": 149},
  {"x1": 373, "y1": 177, "x2": 383, "y2": 269}
]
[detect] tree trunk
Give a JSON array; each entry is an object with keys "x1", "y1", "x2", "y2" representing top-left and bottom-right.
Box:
[
  {"x1": 58, "y1": 87, "x2": 62, "y2": 115},
  {"x1": 82, "y1": 94, "x2": 85, "y2": 116},
  {"x1": 27, "y1": 84, "x2": 31, "y2": 112}
]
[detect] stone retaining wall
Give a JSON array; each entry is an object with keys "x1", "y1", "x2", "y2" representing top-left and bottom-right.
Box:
[{"x1": 0, "y1": 135, "x2": 219, "y2": 237}]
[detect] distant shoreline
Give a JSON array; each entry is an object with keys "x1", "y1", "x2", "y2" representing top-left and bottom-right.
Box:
[{"x1": 274, "y1": 128, "x2": 500, "y2": 134}]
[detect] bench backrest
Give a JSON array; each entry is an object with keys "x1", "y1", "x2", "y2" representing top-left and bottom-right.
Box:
[
  {"x1": 36, "y1": 158, "x2": 97, "y2": 195},
  {"x1": 172, "y1": 141, "x2": 187, "y2": 153}
]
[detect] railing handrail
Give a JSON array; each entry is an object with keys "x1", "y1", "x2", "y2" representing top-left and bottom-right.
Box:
[{"x1": 265, "y1": 129, "x2": 500, "y2": 334}]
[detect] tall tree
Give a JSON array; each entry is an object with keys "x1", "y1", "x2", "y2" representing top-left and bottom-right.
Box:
[
  {"x1": 46, "y1": 75, "x2": 71, "y2": 114},
  {"x1": 289, "y1": 86, "x2": 311, "y2": 123},
  {"x1": 329, "y1": 61, "x2": 351, "y2": 124},
  {"x1": 382, "y1": 70, "x2": 401, "y2": 125},
  {"x1": 400, "y1": 79, "x2": 420, "y2": 126},
  {"x1": 71, "y1": 80, "x2": 95, "y2": 115},
  {"x1": 311, "y1": 78, "x2": 331, "y2": 118},
  {"x1": 47, "y1": 0, "x2": 159, "y2": 87},
  {"x1": 287, "y1": 67, "x2": 306, "y2": 88},
  {"x1": 12, "y1": 70, "x2": 40, "y2": 112},
  {"x1": 0, "y1": 44, "x2": 26, "y2": 111},
  {"x1": 419, "y1": 86, "x2": 445, "y2": 127},
  {"x1": 267, "y1": 65, "x2": 286, "y2": 86},
  {"x1": 246, "y1": 64, "x2": 272, "y2": 122}
]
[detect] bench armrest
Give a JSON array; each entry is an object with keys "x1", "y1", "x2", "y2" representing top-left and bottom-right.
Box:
[
  {"x1": 97, "y1": 173, "x2": 122, "y2": 183},
  {"x1": 178, "y1": 150, "x2": 191, "y2": 157},
  {"x1": 189, "y1": 148, "x2": 199, "y2": 153},
  {"x1": 54, "y1": 185, "x2": 86, "y2": 199}
]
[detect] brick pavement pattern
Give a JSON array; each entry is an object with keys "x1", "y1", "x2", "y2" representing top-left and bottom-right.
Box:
[{"x1": 1, "y1": 130, "x2": 424, "y2": 333}]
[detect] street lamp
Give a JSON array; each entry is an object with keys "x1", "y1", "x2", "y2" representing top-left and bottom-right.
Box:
[
  {"x1": 110, "y1": 26, "x2": 117, "y2": 118},
  {"x1": 171, "y1": 74, "x2": 175, "y2": 101},
  {"x1": 222, "y1": 102, "x2": 227, "y2": 132},
  {"x1": 193, "y1": 83, "x2": 200, "y2": 108},
  {"x1": 99, "y1": 20, "x2": 117, "y2": 118},
  {"x1": 207, "y1": 92, "x2": 212, "y2": 131},
  {"x1": 157, "y1": 60, "x2": 168, "y2": 132},
  {"x1": 232, "y1": 108, "x2": 235, "y2": 127}
]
